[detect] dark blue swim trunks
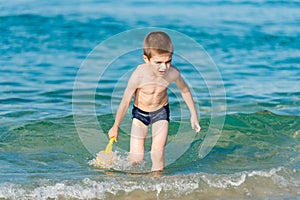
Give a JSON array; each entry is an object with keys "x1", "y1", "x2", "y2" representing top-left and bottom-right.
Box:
[{"x1": 132, "y1": 104, "x2": 170, "y2": 126}]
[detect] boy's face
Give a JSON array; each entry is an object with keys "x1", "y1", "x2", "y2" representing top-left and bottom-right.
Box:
[{"x1": 143, "y1": 53, "x2": 172, "y2": 77}]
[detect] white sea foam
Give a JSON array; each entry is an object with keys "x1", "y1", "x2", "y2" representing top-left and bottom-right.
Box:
[
  {"x1": 0, "y1": 167, "x2": 299, "y2": 199},
  {"x1": 90, "y1": 150, "x2": 150, "y2": 172}
]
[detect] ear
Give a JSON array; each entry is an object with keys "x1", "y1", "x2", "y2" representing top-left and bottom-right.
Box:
[{"x1": 143, "y1": 55, "x2": 150, "y2": 63}]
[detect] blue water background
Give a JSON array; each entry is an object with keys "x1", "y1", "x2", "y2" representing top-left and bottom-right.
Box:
[{"x1": 1, "y1": 0, "x2": 300, "y2": 199}]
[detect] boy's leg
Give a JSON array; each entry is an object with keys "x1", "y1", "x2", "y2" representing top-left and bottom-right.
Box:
[
  {"x1": 151, "y1": 120, "x2": 169, "y2": 171},
  {"x1": 129, "y1": 118, "x2": 148, "y2": 165}
]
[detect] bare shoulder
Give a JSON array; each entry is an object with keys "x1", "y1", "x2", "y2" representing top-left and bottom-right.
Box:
[
  {"x1": 128, "y1": 64, "x2": 147, "y2": 85},
  {"x1": 167, "y1": 65, "x2": 181, "y2": 81},
  {"x1": 133, "y1": 64, "x2": 148, "y2": 75},
  {"x1": 170, "y1": 65, "x2": 180, "y2": 73}
]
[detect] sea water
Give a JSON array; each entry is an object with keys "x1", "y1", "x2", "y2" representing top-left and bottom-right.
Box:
[{"x1": 1, "y1": 0, "x2": 300, "y2": 199}]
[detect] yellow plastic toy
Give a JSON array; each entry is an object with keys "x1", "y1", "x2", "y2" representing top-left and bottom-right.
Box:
[{"x1": 93, "y1": 138, "x2": 115, "y2": 167}]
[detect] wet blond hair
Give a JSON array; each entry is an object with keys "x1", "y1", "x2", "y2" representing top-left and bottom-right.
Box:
[{"x1": 143, "y1": 31, "x2": 173, "y2": 59}]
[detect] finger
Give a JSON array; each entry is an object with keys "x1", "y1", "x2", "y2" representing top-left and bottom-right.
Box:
[
  {"x1": 196, "y1": 125, "x2": 201, "y2": 133},
  {"x1": 191, "y1": 124, "x2": 195, "y2": 130},
  {"x1": 108, "y1": 132, "x2": 117, "y2": 142},
  {"x1": 191, "y1": 123, "x2": 197, "y2": 130}
]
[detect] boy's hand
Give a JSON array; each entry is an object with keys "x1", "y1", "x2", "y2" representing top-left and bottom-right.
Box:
[
  {"x1": 191, "y1": 116, "x2": 201, "y2": 133},
  {"x1": 108, "y1": 126, "x2": 118, "y2": 142}
]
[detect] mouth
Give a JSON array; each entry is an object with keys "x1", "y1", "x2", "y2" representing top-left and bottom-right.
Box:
[{"x1": 158, "y1": 70, "x2": 166, "y2": 75}]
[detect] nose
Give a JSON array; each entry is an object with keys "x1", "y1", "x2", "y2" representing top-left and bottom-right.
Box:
[{"x1": 160, "y1": 63, "x2": 167, "y2": 69}]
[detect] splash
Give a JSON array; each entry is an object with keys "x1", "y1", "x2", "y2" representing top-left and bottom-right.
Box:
[
  {"x1": 0, "y1": 167, "x2": 299, "y2": 200},
  {"x1": 90, "y1": 150, "x2": 150, "y2": 173}
]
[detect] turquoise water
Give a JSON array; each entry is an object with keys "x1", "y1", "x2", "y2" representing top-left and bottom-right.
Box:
[{"x1": 1, "y1": 0, "x2": 300, "y2": 199}]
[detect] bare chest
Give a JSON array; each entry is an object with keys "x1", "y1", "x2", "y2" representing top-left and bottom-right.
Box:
[{"x1": 139, "y1": 84, "x2": 168, "y2": 96}]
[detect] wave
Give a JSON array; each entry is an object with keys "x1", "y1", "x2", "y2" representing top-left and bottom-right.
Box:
[
  {"x1": 0, "y1": 167, "x2": 299, "y2": 200},
  {"x1": 1, "y1": 110, "x2": 299, "y2": 165}
]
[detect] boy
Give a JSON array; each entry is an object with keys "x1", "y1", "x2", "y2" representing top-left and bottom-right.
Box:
[{"x1": 108, "y1": 31, "x2": 201, "y2": 171}]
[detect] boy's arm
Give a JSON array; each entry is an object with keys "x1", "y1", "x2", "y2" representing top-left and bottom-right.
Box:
[
  {"x1": 108, "y1": 72, "x2": 139, "y2": 141},
  {"x1": 175, "y1": 73, "x2": 201, "y2": 133}
]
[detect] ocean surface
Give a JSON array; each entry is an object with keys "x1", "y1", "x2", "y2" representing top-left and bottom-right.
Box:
[{"x1": 1, "y1": 0, "x2": 300, "y2": 199}]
